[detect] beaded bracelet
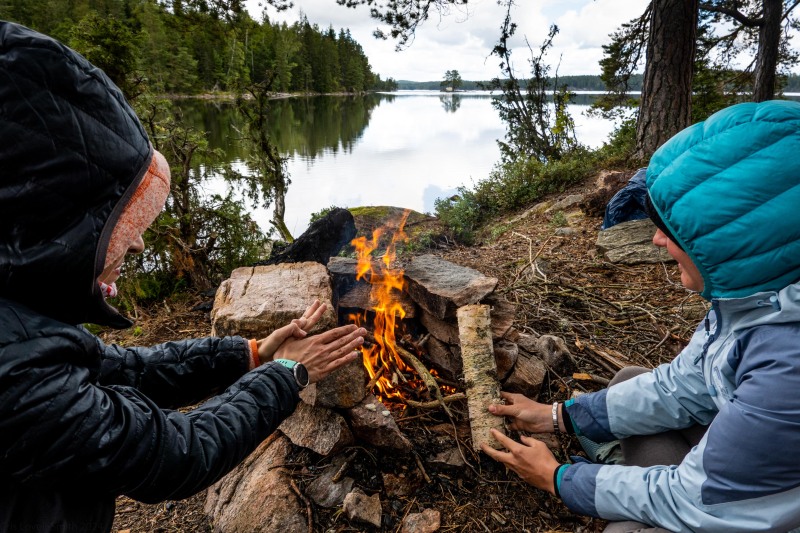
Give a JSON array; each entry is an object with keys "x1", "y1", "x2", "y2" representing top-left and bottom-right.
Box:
[{"x1": 552, "y1": 401, "x2": 559, "y2": 433}]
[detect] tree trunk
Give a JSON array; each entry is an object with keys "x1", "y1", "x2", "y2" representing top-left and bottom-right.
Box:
[
  {"x1": 456, "y1": 304, "x2": 505, "y2": 453},
  {"x1": 635, "y1": 0, "x2": 698, "y2": 160},
  {"x1": 270, "y1": 183, "x2": 294, "y2": 243},
  {"x1": 753, "y1": 0, "x2": 782, "y2": 102}
]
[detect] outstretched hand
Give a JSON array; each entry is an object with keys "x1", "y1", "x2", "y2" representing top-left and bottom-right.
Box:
[
  {"x1": 256, "y1": 300, "x2": 327, "y2": 364},
  {"x1": 488, "y1": 391, "x2": 563, "y2": 433},
  {"x1": 273, "y1": 323, "x2": 366, "y2": 384},
  {"x1": 481, "y1": 428, "x2": 560, "y2": 494}
]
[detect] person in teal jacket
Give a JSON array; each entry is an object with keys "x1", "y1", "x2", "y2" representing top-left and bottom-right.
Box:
[{"x1": 483, "y1": 100, "x2": 800, "y2": 532}]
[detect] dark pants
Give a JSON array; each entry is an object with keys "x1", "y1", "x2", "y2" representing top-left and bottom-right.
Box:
[{"x1": 602, "y1": 367, "x2": 707, "y2": 533}]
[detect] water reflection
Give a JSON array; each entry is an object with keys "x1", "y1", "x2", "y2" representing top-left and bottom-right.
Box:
[
  {"x1": 175, "y1": 94, "x2": 393, "y2": 162},
  {"x1": 173, "y1": 92, "x2": 617, "y2": 237},
  {"x1": 440, "y1": 94, "x2": 462, "y2": 113}
]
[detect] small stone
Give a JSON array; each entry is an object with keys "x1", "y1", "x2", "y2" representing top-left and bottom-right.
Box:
[
  {"x1": 343, "y1": 488, "x2": 382, "y2": 528},
  {"x1": 534, "y1": 334, "x2": 575, "y2": 376},
  {"x1": 493, "y1": 339, "x2": 518, "y2": 381},
  {"x1": 381, "y1": 410, "x2": 391, "y2": 417},
  {"x1": 428, "y1": 447, "x2": 466, "y2": 471},
  {"x1": 278, "y1": 402, "x2": 353, "y2": 456},
  {"x1": 545, "y1": 193, "x2": 584, "y2": 213},
  {"x1": 502, "y1": 353, "x2": 547, "y2": 400},
  {"x1": 346, "y1": 394, "x2": 413, "y2": 452},
  {"x1": 365, "y1": 403, "x2": 377, "y2": 412},
  {"x1": 401, "y1": 508, "x2": 441, "y2": 533},
  {"x1": 305, "y1": 454, "x2": 355, "y2": 508},
  {"x1": 383, "y1": 471, "x2": 423, "y2": 498}
]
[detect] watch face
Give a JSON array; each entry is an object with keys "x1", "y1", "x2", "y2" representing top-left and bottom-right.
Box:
[{"x1": 294, "y1": 363, "x2": 310, "y2": 388}]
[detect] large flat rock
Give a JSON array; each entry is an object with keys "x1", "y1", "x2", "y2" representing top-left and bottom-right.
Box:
[
  {"x1": 328, "y1": 256, "x2": 417, "y2": 318},
  {"x1": 596, "y1": 219, "x2": 674, "y2": 265},
  {"x1": 404, "y1": 255, "x2": 497, "y2": 319},
  {"x1": 211, "y1": 262, "x2": 335, "y2": 338},
  {"x1": 205, "y1": 436, "x2": 305, "y2": 532}
]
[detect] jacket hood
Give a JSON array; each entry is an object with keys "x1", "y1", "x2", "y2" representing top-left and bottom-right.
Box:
[
  {"x1": 0, "y1": 21, "x2": 152, "y2": 327},
  {"x1": 646, "y1": 100, "x2": 800, "y2": 300}
]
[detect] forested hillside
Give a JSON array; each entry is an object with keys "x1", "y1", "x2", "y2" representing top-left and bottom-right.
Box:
[{"x1": 0, "y1": 0, "x2": 397, "y2": 96}]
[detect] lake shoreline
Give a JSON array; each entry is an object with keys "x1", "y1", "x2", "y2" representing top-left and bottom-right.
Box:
[{"x1": 164, "y1": 90, "x2": 381, "y2": 101}]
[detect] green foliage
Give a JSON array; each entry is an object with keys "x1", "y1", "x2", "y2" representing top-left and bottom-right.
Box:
[
  {"x1": 596, "y1": 1, "x2": 800, "y2": 121},
  {"x1": 433, "y1": 115, "x2": 641, "y2": 245},
  {"x1": 593, "y1": 116, "x2": 640, "y2": 168},
  {"x1": 235, "y1": 78, "x2": 293, "y2": 242},
  {"x1": 549, "y1": 211, "x2": 567, "y2": 228},
  {"x1": 310, "y1": 205, "x2": 341, "y2": 223},
  {"x1": 113, "y1": 95, "x2": 274, "y2": 304},
  {"x1": 489, "y1": 223, "x2": 511, "y2": 241},
  {"x1": 68, "y1": 12, "x2": 141, "y2": 99},
  {"x1": 117, "y1": 190, "x2": 271, "y2": 306},
  {"x1": 482, "y1": 9, "x2": 578, "y2": 163},
  {"x1": 441, "y1": 69, "x2": 463, "y2": 91},
  {"x1": 434, "y1": 148, "x2": 598, "y2": 243},
  {"x1": 401, "y1": 229, "x2": 438, "y2": 254},
  {"x1": 593, "y1": 6, "x2": 650, "y2": 115},
  {"x1": 2, "y1": 0, "x2": 389, "y2": 96}
]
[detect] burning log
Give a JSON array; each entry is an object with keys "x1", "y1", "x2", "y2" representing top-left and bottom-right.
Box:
[
  {"x1": 457, "y1": 304, "x2": 505, "y2": 452},
  {"x1": 396, "y1": 344, "x2": 455, "y2": 417},
  {"x1": 396, "y1": 345, "x2": 440, "y2": 400},
  {"x1": 404, "y1": 393, "x2": 466, "y2": 409}
]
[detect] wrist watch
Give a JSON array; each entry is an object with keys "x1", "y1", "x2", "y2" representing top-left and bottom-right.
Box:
[{"x1": 274, "y1": 359, "x2": 310, "y2": 389}]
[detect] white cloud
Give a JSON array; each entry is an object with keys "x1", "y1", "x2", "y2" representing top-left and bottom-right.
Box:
[{"x1": 245, "y1": 0, "x2": 649, "y2": 80}]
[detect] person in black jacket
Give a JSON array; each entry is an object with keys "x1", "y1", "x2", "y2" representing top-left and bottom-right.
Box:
[{"x1": 0, "y1": 21, "x2": 366, "y2": 532}]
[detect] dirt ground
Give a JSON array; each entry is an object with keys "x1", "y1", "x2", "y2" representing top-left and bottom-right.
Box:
[{"x1": 105, "y1": 173, "x2": 707, "y2": 533}]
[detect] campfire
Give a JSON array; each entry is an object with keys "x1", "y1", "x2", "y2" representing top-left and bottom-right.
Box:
[
  {"x1": 348, "y1": 210, "x2": 415, "y2": 403},
  {"x1": 207, "y1": 216, "x2": 571, "y2": 530},
  {"x1": 346, "y1": 211, "x2": 458, "y2": 409}
]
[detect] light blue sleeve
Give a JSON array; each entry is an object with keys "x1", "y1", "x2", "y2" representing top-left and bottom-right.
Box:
[
  {"x1": 562, "y1": 451, "x2": 800, "y2": 533},
  {"x1": 569, "y1": 324, "x2": 718, "y2": 441},
  {"x1": 560, "y1": 325, "x2": 800, "y2": 532}
]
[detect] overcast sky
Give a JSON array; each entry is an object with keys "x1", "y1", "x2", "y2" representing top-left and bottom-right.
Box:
[{"x1": 244, "y1": 0, "x2": 651, "y2": 82}]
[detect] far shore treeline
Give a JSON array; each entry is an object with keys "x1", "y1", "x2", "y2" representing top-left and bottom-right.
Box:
[
  {"x1": 0, "y1": 0, "x2": 398, "y2": 96},
  {"x1": 399, "y1": 73, "x2": 800, "y2": 93}
]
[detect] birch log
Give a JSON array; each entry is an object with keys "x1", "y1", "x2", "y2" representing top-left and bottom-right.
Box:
[{"x1": 457, "y1": 304, "x2": 505, "y2": 452}]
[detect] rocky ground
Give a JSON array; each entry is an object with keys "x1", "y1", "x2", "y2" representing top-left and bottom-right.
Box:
[{"x1": 105, "y1": 171, "x2": 707, "y2": 533}]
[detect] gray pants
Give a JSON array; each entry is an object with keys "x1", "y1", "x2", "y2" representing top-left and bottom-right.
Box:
[{"x1": 601, "y1": 367, "x2": 707, "y2": 533}]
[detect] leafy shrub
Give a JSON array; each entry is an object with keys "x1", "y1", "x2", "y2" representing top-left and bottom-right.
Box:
[
  {"x1": 310, "y1": 205, "x2": 341, "y2": 224},
  {"x1": 434, "y1": 147, "x2": 598, "y2": 243},
  {"x1": 594, "y1": 116, "x2": 639, "y2": 168}
]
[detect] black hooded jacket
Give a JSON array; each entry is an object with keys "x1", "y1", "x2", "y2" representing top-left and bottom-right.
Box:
[{"x1": 0, "y1": 22, "x2": 299, "y2": 532}]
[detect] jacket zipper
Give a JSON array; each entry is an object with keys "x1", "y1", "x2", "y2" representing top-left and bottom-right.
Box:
[{"x1": 698, "y1": 300, "x2": 721, "y2": 396}]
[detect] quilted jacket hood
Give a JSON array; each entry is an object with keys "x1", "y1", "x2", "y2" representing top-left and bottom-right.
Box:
[
  {"x1": 0, "y1": 21, "x2": 152, "y2": 327},
  {"x1": 646, "y1": 100, "x2": 800, "y2": 300}
]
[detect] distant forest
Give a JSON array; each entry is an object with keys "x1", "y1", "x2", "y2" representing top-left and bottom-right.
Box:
[
  {"x1": 0, "y1": 0, "x2": 398, "y2": 96},
  {"x1": 399, "y1": 73, "x2": 800, "y2": 93},
  {"x1": 4, "y1": 0, "x2": 800, "y2": 98},
  {"x1": 396, "y1": 75, "x2": 640, "y2": 92}
]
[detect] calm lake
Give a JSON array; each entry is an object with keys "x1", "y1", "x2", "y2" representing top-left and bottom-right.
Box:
[{"x1": 178, "y1": 91, "x2": 619, "y2": 237}]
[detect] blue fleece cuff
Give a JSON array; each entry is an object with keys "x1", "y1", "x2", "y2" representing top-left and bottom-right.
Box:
[
  {"x1": 564, "y1": 398, "x2": 582, "y2": 436},
  {"x1": 554, "y1": 464, "x2": 569, "y2": 499}
]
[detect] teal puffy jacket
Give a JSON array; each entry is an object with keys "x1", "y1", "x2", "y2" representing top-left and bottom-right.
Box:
[
  {"x1": 646, "y1": 100, "x2": 800, "y2": 300},
  {"x1": 560, "y1": 101, "x2": 800, "y2": 532}
]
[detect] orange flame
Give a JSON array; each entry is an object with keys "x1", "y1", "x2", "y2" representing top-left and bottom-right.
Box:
[{"x1": 349, "y1": 210, "x2": 413, "y2": 401}]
